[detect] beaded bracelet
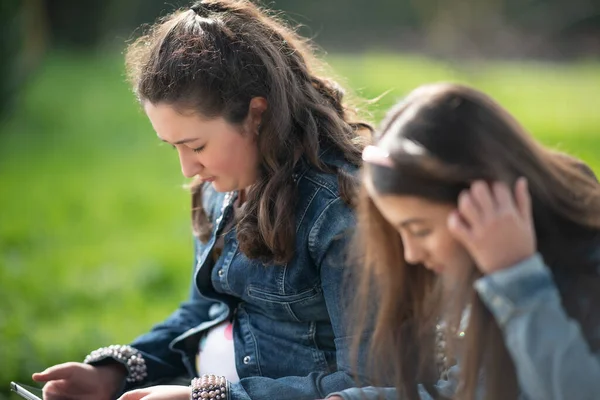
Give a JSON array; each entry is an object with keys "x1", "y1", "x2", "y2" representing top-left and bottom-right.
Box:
[
  {"x1": 191, "y1": 374, "x2": 228, "y2": 400},
  {"x1": 83, "y1": 344, "x2": 148, "y2": 383}
]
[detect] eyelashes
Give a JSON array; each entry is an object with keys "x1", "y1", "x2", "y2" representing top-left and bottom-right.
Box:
[
  {"x1": 169, "y1": 144, "x2": 205, "y2": 153},
  {"x1": 410, "y1": 229, "x2": 432, "y2": 238}
]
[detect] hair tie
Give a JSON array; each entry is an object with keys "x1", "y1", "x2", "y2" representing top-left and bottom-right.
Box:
[
  {"x1": 362, "y1": 145, "x2": 394, "y2": 168},
  {"x1": 190, "y1": 2, "x2": 210, "y2": 18},
  {"x1": 190, "y1": 1, "x2": 228, "y2": 17}
]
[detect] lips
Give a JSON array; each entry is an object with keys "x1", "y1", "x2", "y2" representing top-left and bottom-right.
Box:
[
  {"x1": 425, "y1": 264, "x2": 444, "y2": 274},
  {"x1": 200, "y1": 176, "x2": 216, "y2": 183}
]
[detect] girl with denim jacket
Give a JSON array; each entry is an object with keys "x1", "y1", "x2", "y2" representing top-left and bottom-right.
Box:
[
  {"x1": 32, "y1": 1, "x2": 373, "y2": 399},
  {"x1": 330, "y1": 83, "x2": 600, "y2": 400}
]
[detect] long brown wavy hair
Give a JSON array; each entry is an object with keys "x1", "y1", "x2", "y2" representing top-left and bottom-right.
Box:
[
  {"x1": 352, "y1": 83, "x2": 600, "y2": 399},
  {"x1": 125, "y1": 0, "x2": 371, "y2": 264}
]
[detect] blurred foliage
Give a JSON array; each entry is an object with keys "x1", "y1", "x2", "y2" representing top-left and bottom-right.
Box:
[
  {"x1": 34, "y1": 0, "x2": 600, "y2": 57},
  {"x1": 2, "y1": 0, "x2": 598, "y2": 130},
  {"x1": 0, "y1": 0, "x2": 23, "y2": 120},
  {"x1": 0, "y1": 52, "x2": 599, "y2": 399},
  {"x1": 1, "y1": 0, "x2": 48, "y2": 123}
]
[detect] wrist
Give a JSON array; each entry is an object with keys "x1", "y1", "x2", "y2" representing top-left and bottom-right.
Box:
[
  {"x1": 97, "y1": 362, "x2": 127, "y2": 381},
  {"x1": 483, "y1": 250, "x2": 536, "y2": 274},
  {"x1": 84, "y1": 344, "x2": 147, "y2": 383},
  {"x1": 96, "y1": 363, "x2": 127, "y2": 396}
]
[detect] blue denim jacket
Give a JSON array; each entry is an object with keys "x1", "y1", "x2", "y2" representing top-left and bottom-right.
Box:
[
  {"x1": 332, "y1": 248, "x2": 600, "y2": 400},
  {"x1": 123, "y1": 149, "x2": 362, "y2": 399}
]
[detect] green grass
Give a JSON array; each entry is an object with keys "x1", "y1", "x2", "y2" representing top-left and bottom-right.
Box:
[{"x1": 0, "y1": 51, "x2": 599, "y2": 398}]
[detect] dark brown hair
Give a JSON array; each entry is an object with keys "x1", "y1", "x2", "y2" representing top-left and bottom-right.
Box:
[
  {"x1": 125, "y1": 0, "x2": 371, "y2": 264},
  {"x1": 353, "y1": 83, "x2": 600, "y2": 399}
]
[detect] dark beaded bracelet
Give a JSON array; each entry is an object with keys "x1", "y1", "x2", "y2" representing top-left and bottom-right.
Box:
[
  {"x1": 191, "y1": 374, "x2": 228, "y2": 400},
  {"x1": 83, "y1": 344, "x2": 147, "y2": 383}
]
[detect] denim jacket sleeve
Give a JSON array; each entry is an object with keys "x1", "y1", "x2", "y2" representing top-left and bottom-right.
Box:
[
  {"x1": 124, "y1": 239, "x2": 216, "y2": 388},
  {"x1": 327, "y1": 386, "x2": 443, "y2": 400},
  {"x1": 328, "y1": 364, "x2": 462, "y2": 400},
  {"x1": 473, "y1": 253, "x2": 600, "y2": 400},
  {"x1": 227, "y1": 197, "x2": 363, "y2": 400}
]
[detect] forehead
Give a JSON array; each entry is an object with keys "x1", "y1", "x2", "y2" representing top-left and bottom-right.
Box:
[
  {"x1": 144, "y1": 102, "x2": 240, "y2": 141},
  {"x1": 374, "y1": 194, "x2": 431, "y2": 215},
  {"x1": 144, "y1": 102, "x2": 205, "y2": 126},
  {"x1": 369, "y1": 189, "x2": 452, "y2": 223}
]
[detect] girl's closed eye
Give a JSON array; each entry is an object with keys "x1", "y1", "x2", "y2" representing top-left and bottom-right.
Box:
[
  {"x1": 409, "y1": 227, "x2": 432, "y2": 238},
  {"x1": 192, "y1": 145, "x2": 206, "y2": 153}
]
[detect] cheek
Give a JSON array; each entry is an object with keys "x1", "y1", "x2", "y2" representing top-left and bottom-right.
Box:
[
  {"x1": 206, "y1": 138, "x2": 257, "y2": 175},
  {"x1": 445, "y1": 243, "x2": 473, "y2": 277},
  {"x1": 197, "y1": 149, "x2": 226, "y2": 174},
  {"x1": 430, "y1": 233, "x2": 472, "y2": 268},
  {"x1": 226, "y1": 135, "x2": 258, "y2": 168}
]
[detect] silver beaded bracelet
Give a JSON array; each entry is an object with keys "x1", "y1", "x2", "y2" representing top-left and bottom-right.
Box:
[
  {"x1": 191, "y1": 375, "x2": 228, "y2": 400},
  {"x1": 83, "y1": 344, "x2": 148, "y2": 383}
]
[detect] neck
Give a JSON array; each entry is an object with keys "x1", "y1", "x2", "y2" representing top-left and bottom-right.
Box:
[{"x1": 237, "y1": 188, "x2": 247, "y2": 207}]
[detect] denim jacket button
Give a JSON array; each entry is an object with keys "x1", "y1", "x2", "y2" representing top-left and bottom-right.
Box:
[
  {"x1": 218, "y1": 269, "x2": 225, "y2": 278},
  {"x1": 243, "y1": 356, "x2": 251, "y2": 364}
]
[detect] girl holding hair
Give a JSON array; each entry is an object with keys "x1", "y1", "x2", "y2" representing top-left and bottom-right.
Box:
[
  {"x1": 333, "y1": 82, "x2": 600, "y2": 400},
  {"x1": 33, "y1": 1, "x2": 372, "y2": 399}
]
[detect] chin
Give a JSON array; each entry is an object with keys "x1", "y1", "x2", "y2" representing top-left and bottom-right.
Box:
[
  {"x1": 210, "y1": 181, "x2": 230, "y2": 193},
  {"x1": 212, "y1": 180, "x2": 243, "y2": 193}
]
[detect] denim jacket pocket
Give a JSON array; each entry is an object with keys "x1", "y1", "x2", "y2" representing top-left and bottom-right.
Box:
[{"x1": 246, "y1": 284, "x2": 324, "y2": 322}]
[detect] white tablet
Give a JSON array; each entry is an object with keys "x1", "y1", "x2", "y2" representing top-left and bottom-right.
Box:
[{"x1": 10, "y1": 382, "x2": 43, "y2": 400}]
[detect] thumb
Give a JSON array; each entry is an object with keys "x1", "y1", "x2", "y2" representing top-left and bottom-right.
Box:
[
  {"x1": 32, "y1": 362, "x2": 78, "y2": 382},
  {"x1": 447, "y1": 210, "x2": 472, "y2": 245}
]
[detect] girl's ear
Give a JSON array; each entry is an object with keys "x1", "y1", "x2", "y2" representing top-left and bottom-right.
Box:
[{"x1": 246, "y1": 97, "x2": 268, "y2": 135}]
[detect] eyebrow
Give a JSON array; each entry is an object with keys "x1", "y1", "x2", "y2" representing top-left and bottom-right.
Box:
[
  {"x1": 397, "y1": 218, "x2": 426, "y2": 229},
  {"x1": 158, "y1": 136, "x2": 199, "y2": 145}
]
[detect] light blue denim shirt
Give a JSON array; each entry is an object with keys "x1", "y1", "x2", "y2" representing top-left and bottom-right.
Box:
[{"x1": 332, "y1": 251, "x2": 600, "y2": 400}]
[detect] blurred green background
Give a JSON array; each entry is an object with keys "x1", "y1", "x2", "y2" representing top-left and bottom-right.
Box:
[{"x1": 1, "y1": 0, "x2": 599, "y2": 398}]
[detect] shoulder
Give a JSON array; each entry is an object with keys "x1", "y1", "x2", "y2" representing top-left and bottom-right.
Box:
[
  {"x1": 295, "y1": 148, "x2": 359, "y2": 255},
  {"x1": 296, "y1": 146, "x2": 360, "y2": 202}
]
